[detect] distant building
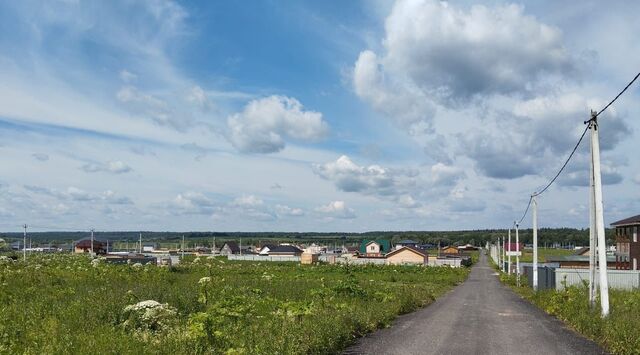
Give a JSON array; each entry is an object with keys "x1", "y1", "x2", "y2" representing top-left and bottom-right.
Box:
[
  {"x1": 74, "y1": 237, "x2": 107, "y2": 255},
  {"x1": 220, "y1": 241, "x2": 240, "y2": 255},
  {"x1": 458, "y1": 244, "x2": 479, "y2": 252},
  {"x1": 269, "y1": 245, "x2": 303, "y2": 257},
  {"x1": 441, "y1": 246, "x2": 459, "y2": 255},
  {"x1": 396, "y1": 240, "x2": 420, "y2": 248},
  {"x1": 611, "y1": 214, "x2": 640, "y2": 270},
  {"x1": 142, "y1": 243, "x2": 159, "y2": 252},
  {"x1": 258, "y1": 244, "x2": 277, "y2": 256},
  {"x1": 386, "y1": 246, "x2": 428, "y2": 265},
  {"x1": 359, "y1": 240, "x2": 391, "y2": 257}
]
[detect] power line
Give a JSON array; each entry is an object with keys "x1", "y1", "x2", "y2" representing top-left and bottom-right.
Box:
[
  {"x1": 594, "y1": 71, "x2": 640, "y2": 118},
  {"x1": 516, "y1": 71, "x2": 639, "y2": 223},
  {"x1": 533, "y1": 125, "x2": 590, "y2": 197}
]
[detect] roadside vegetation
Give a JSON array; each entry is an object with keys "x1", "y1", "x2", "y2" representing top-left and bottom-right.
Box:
[
  {"x1": 498, "y1": 271, "x2": 640, "y2": 354},
  {"x1": 0, "y1": 254, "x2": 469, "y2": 354}
]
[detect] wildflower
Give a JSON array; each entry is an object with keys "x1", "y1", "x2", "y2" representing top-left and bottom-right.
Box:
[
  {"x1": 132, "y1": 263, "x2": 143, "y2": 269},
  {"x1": 122, "y1": 300, "x2": 177, "y2": 333},
  {"x1": 198, "y1": 276, "x2": 212, "y2": 285}
]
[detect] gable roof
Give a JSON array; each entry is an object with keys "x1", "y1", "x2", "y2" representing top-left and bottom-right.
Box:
[
  {"x1": 269, "y1": 245, "x2": 303, "y2": 254},
  {"x1": 359, "y1": 239, "x2": 391, "y2": 253},
  {"x1": 574, "y1": 247, "x2": 590, "y2": 256},
  {"x1": 222, "y1": 241, "x2": 240, "y2": 253},
  {"x1": 386, "y1": 246, "x2": 427, "y2": 258},
  {"x1": 611, "y1": 214, "x2": 640, "y2": 227}
]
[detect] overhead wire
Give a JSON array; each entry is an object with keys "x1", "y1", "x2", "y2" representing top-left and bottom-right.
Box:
[{"x1": 515, "y1": 71, "x2": 640, "y2": 224}]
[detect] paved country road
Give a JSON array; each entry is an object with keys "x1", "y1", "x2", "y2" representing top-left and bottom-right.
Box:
[{"x1": 345, "y1": 253, "x2": 606, "y2": 355}]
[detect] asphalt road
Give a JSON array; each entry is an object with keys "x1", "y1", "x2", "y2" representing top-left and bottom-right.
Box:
[{"x1": 345, "y1": 253, "x2": 606, "y2": 355}]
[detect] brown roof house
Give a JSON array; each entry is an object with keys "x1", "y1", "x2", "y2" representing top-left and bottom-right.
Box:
[
  {"x1": 386, "y1": 246, "x2": 428, "y2": 266},
  {"x1": 74, "y1": 237, "x2": 108, "y2": 255},
  {"x1": 611, "y1": 214, "x2": 640, "y2": 270}
]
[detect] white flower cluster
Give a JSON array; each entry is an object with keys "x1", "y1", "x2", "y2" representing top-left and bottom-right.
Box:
[
  {"x1": 198, "y1": 276, "x2": 212, "y2": 285},
  {"x1": 122, "y1": 300, "x2": 177, "y2": 333}
]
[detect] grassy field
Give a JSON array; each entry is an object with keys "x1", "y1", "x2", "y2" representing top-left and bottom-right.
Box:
[
  {"x1": 0, "y1": 254, "x2": 469, "y2": 354},
  {"x1": 499, "y1": 272, "x2": 640, "y2": 354},
  {"x1": 516, "y1": 248, "x2": 574, "y2": 262}
]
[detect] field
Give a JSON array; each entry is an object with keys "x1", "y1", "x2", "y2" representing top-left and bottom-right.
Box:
[
  {"x1": 516, "y1": 248, "x2": 574, "y2": 263},
  {"x1": 500, "y1": 272, "x2": 640, "y2": 354},
  {"x1": 0, "y1": 254, "x2": 468, "y2": 354}
]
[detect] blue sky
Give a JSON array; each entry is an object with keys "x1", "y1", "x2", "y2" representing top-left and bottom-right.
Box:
[{"x1": 0, "y1": 0, "x2": 639, "y2": 232}]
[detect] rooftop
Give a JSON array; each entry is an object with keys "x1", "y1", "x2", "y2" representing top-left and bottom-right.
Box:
[{"x1": 611, "y1": 214, "x2": 640, "y2": 227}]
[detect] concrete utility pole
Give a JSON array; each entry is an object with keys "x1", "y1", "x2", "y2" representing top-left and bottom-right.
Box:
[
  {"x1": 589, "y1": 111, "x2": 610, "y2": 317},
  {"x1": 23, "y1": 224, "x2": 27, "y2": 261},
  {"x1": 515, "y1": 221, "x2": 520, "y2": 286},
  {"x1": 532, "y1": 195, "x2": 538, "y2": 291},
  {"x1": 508, "y1": 228, "x2": 512, "y2": 274},
  {"x1": 90, "y1": 228, "x2": 95, "y2": 258},
  {"x1": 139, "y1": 232, "x2": 142, "y2": 254},
  {"x1": 589, "y1": 144, "x2": 597, "y2": 309},
  {"x1": 181, "y1": 235, "x2": 185, "y2": 259},
  {"x1": 501, "y1": 236, "x2": 505, "y2": 272}
]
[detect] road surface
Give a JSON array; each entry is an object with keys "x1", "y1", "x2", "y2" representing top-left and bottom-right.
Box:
[{"x1": 345, "y1": 253, "x2": 605, "y2": 355}]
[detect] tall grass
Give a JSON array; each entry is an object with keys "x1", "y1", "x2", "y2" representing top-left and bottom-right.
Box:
[
  {"x1": 0, "y1": 254, "x2": 468, "y2": 354},
  {"x1": 500, "y1": 272, "x2": 640, "y2": 354}
]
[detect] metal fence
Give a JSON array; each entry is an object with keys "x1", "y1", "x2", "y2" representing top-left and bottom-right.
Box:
[
  {"x1": 227, "y1": 255, "x2": 300, "y2": 262},
  {"x1": 555, "y1": 268, "x2": 640, "y2": 290},
  {"x1": 522, "y1": 266, "x2": 556, "y2": 290}
]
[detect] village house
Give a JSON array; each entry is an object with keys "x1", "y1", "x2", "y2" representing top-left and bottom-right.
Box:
[
  {"x1": 441, "y1": 246, "x2": 459, "y2": 255},
  {"x1": 268, "y1": 245, "x2": 303, "y2": 257},
  {"x1": 386, "y1": 246, "x2": 428, "y2": 265},
  {"x1": 611, "y1": 214, "x2": 640, "y2": 270},
  {"x1": 220, "y1": 241, "x2": 240, "y2": 256},
  {"x1": 359, "y1": 240, "x2": 391, "y2": 257},
  {"x1": 395, "y1": 239, "x2": 420, "y2": 248},
  {"x1": 74, "y1": 237, "x2": 108, "y2": 255},
  {"x1": 258, "y1": 244, "x2": 277, "y2": 256}
]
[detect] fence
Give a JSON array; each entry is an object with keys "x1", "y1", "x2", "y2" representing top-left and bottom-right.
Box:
[
  {"x1": 555, "y1": 268, "x2": 640, "y2": 290},
  {"x1": 227, "y1": 255, "x2": 300, "y2": 262},
  {"x1": 522, "y1": 266, "x2": 556, "y2": 290}
]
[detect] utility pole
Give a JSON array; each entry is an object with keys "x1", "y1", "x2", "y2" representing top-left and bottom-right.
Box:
[
  {"x1": 139, "y1": 232, "x2": 142, "y2": 254},
  {"x1": 508, "y1": 228, "x2": 512, "y2": 274},
  {"x1": 181, "y1": 235, "x2": 185, "y2": 259},
  {"x1": 90, "y1": 228, "x2": 95, "y2": 258},
  {"x1": 515, "y1": 221, "x2": 520, "y2": 286},
  {"x1": 589, "y1": 143, "x2": 597, "y2": 309},
  {"x1": 588, "y1": 110, "x2": 610, "y2": 317},
  {"x1": 501, "y1": 236, "x2": 505, "y2": 272},
  {"x1": 532, "y1": 195, "x2": 538, "y2": 291},
  {"x1": 23, "y1": 224, "x2": 27, "y2": 261}
]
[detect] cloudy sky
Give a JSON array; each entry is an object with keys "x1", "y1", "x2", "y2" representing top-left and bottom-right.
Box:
[{"x1": 0, "y1": 0, "x2": 638, "y2": 232}]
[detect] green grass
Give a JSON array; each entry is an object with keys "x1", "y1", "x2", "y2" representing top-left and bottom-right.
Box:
[
  {"x1": 516, "y1": 248, "x2": 574, "y2": 263},
  {"x1": 0, "y1": 254, "x2": 468, "y2": 354},
  {"x1": 498, "y1": 271, "x2": 640, "y2": 354}
]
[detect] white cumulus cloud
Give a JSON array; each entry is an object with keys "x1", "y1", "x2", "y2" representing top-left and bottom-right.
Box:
[{"x1": 227, "y1": 95, "x2": 329, "y2": 153}]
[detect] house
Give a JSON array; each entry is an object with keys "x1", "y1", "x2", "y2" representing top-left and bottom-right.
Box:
[
  {"x1": 441, "y1": 246, "x2": 459, "y2": 255},
  {"x1": 142, "y1": 243, "x2": 159, "y2": 252},
  {"x1": 74, "y1": 237, "x2": 107, "y2": 255},
  {"x1": 359, "y1": 240, "x2": 391, "y2": 257},
  {"x1": 268, "y1": 245, "x2": 303, "y2": 257},
  {"x1": 258, "y1": 244, "x2": 277, "y2": 256},
  {"x1": 220, "y1": 241, "x2": 240, "y2": 256},
  {"x1": 574, "y1": 247, "x2": 590, "y2": 256},
  {"x1": 10, "y1": 241, "x2": 23, "y2": 250},
  {"x1": 458, "y1": 244, "x2": 479, "y2": 251},
  {"x1": 611, "y1": 214, "x2": 640, "y2": 270},
  {"x1": 386, "y1": 246, "x2": 428, "y2": 265},
  {"x1": 300, "y1": 252, "x2": 319, "y2": 264},
  {"x1": 396, "y1": 239, "x2": 420, "y2": 248},
  {"x1": 304, "y1": 243, "x2": 326, "y2": 254}
]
